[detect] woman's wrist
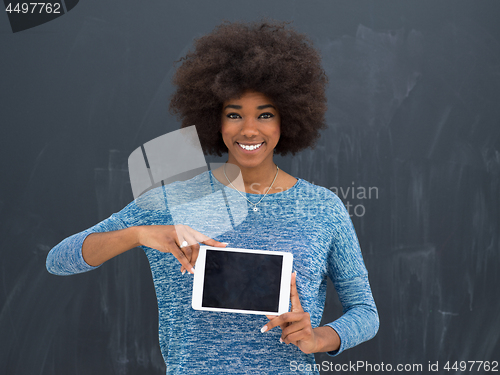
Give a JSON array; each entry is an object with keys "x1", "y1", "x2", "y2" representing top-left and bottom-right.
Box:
[
  {"x1": 311, "y1": 326, "x2": 341, "y2": 353},
  {"x1": 129, "y1": 226, "x2": 143, "y2": 248}
]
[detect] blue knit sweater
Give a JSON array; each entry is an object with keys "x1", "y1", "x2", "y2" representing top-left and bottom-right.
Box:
[{"x1": 46, "y1": 171, "x2": 379, "y2": 374}]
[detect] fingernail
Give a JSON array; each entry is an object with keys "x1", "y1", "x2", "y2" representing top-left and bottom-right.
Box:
[
  {"x1": 190, "y1": 267, "x2": 195, "y2": 274},
  {"x1": 279, "y1": 337, "x2": 283, "y2": 344},
  {"x1": 182, "y1": 269, "x2": 186, "y2": 275},
  {"x1": 260, "y1": 325, "x2": 268, "y2": 333}
]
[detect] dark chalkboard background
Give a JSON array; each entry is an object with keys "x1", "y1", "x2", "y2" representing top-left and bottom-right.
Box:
[{"x1": 1, "y1": 1, "x2": 499, "y2": 374}]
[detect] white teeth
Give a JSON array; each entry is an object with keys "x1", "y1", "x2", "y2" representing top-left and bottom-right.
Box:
[{"x1": 238, "y1": 142, "x2": 263, "y2": 151}]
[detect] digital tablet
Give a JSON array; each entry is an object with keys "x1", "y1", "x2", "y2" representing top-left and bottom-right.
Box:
[{"x1": 192, "y1": 246, "x2": 294, "y2": 315}]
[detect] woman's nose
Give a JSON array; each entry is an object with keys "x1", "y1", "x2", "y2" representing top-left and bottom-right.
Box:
[{"x1": 240, "y1": 118, "x2": 259, "y2": 137}]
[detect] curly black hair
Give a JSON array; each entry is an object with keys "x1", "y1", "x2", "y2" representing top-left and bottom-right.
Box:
[{"x1": 169, "y1": 18, "x2": 328, "y2": 156}]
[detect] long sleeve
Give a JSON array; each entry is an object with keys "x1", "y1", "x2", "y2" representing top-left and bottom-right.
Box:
[
  {"x1": 46, "y1": 212, "x2": 129, "y2": 276},
  {"x1": 324, "y1": 193, "x2": 379, "y2": 356},
  {"x1": 326, "y1": 274, "x2": 379, "y2": 356}
]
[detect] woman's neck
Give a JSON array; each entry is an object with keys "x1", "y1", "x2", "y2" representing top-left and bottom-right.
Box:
[{"x1": 222, "y1": 158, "x2": 279, "y2": 195}]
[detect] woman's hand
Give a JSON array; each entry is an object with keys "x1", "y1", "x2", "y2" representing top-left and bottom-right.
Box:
[
  {"x1": 261, "y1": 272, "x2": 341, "y2": 354},
  {"x1": 136, "y1": 224, "x2": 226, "y2": 274}
]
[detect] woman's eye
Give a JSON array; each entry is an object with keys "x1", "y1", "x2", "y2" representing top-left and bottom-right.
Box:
[
  {"x1": 259, "y1": 113, "x2": 274, "y2": 119},
  {"x1": 226, "y1": 113, "x2": 241, "y2": 119}
]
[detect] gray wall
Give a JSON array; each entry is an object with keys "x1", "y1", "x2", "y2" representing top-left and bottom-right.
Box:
[{"x1": 1, "y1": 1, "x2": 499, "y2": 374}]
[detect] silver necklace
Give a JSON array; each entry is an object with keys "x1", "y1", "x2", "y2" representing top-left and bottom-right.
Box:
[{"x1": 223, "y1": 163, "x2": 279, "y2": 212}]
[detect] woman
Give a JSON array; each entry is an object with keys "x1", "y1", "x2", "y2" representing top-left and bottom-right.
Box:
[{"x1": 47, "y1": 19, "x2": 379, "y2": 374}]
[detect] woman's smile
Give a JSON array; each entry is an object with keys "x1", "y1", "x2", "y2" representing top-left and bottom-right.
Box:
[{"x1": 236, "y1": 141, "x2": 264, "y2": 152}]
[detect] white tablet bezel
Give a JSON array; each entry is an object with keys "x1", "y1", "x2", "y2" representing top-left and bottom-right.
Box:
[{"x1": 192, "y1": 246, "x2": 293, "y2": 316}]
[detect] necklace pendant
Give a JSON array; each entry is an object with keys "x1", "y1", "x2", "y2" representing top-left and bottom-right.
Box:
[{"x1": 223, "y1": 163, "x2": 278, "y2": 215}]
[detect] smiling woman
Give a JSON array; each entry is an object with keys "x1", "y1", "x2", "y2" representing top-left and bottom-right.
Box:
[{"x1": 46, "y1": 18, "x2": 379, "y2": 375}]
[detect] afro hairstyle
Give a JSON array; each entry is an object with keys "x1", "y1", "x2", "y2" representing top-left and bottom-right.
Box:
[{"x1": 169, "y1": 18, "x2": 328, "y2": 156}]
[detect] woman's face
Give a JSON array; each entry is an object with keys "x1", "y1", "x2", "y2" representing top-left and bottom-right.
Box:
[{"x1": 220, "y1": 91, "x2": 281, "y2": 169}]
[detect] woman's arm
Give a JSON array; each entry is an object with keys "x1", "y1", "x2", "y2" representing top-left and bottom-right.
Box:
[
  {"x1": 81, "y1": 227, "x2": 141, "y2": 266},
  {"x1": 47, "y1": 220, "x2": 225, "y2": 276},
  {"x1": 46, "y1": 212, "x2": 131, "y2": 276},
  {"x1": 325, "y1": 274, "x2": 379, "y2": 356},
  {"x1": 324, "y1": 193, "x2": 379, "y2": 356},
  {"x1": 83, "y1": 224, "x2": 225, "y2": 272}
]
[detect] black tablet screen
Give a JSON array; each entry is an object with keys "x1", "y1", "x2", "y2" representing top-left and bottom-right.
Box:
[{"x1": 201, "y1": 249, "x2": 283, "y2": 312}]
